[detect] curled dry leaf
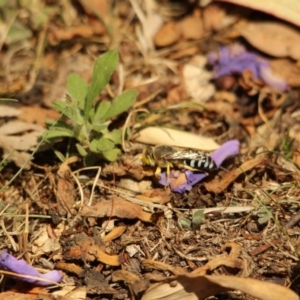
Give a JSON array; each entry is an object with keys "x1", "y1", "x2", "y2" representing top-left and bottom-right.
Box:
[
  {"x1": 134, "y1": 127, "x2": 220, "y2": 150},
  {"x1": 102, "y1": 225, "x2": 127, "y2": 243},
  {"x1": 142, "y1": 274, "x2": 299, "y2": 300},
  {"x1": 142, "y1": 242, "x2": 297, "y2": 299},
  {"x1": 240, "y1": 21, "x2": 300, "y2": 60},
  {"x1": 204, "y1": 156, "x2": 265, "y2": 193},
  {"x1": 212, "y1": 0, "x2": 300, "y2": 28},
  {"x1": 64, "y1": 233, "x2": 122, "y2": 266},
  {"x1": 80, "y1": 198, "x2": 152, "y2": 222},
  {"x1": 142, "y1": 259, "x2": 187, "y2": 276},
  {"x1": 112, "y1": 270, "x2": 150, "y2": 295},
  {"x1": 56, "y1": 159, "x2": 77, "y2": 216}
]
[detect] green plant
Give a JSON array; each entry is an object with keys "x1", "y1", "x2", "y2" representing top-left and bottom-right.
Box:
[
  {"x1": 280, "y1": 130, "x2": 294, "y2": 159},
  {"x1": 45, "y1": 49, "x2": 137, "y2": 164}
]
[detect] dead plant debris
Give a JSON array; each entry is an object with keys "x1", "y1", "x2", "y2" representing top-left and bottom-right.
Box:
[{"x1": 0, "y1": 0, "x2": 300, "y2": 299}]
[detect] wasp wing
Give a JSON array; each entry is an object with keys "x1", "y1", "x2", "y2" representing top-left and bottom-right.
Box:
[{"x1": 162, "y1": 149, "x2": 209, "y2": 161}]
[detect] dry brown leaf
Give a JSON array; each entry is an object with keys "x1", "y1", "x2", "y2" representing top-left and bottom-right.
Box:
[
  {"x1": 63, "y1": 286, "x2": 86, "y2": 300},
  {"x1": 203, "y1": 3, "x2": 243, "y2": 31},
  {"x1": 117, "y1": 178, "x2": 152, "y2": 193},
  {"x1": 19, "y1": 105, "x2": 60, "y2": 126},
  {"x1": 154, "y1": 12, "x2": 204, "y2": 47},
  {"x1": 240, "y1": 21, "x2": 300, "y2": 60},
  {"x1": 204, "y1": 157, "x2": 265, "y2": 193},
  {"x1": 0, "y1": 120, "x2": 45, "y2": 167},
  {"x1": 0, "y1": 291, "x2": 72, "y2": 300},
  {"x1": 31, "y1": 225, "x2": 61, "y2": 255},
  {"x1": 142, "y1": 259, "x2": 186, "y2": 275},
  {"x1": 112, "y1": 270, "x2": 150, "y2": 294},
  {"x1": 142, "y1": 274, "x2": 299, "y2": 300},
  {"x1": 270, "y1": 59, "x2": 300, "y2": 87},
  {"x1": 55, "y1": 261, "x2": 84, "y2": 276},
  {"x1": 176, "y1": 14, "x2": 204, "y2": 40},
  {"x1": 79, "y1": 0, "x2": 109, "y2": 16},
  {"x1": 137, "y1": 189, "x2": 171, "y2": 205},
  {"x1": 84, "y1": 269, "x2": 118, "y2": 294},
  {"x1": 47, "y1": 23, "x2": 106, "y2": 46},
  {"x1": 64, "y1": 233, "x2": 122, "y2": 266},
  {"x1": 0, "y1": 104, "x2": 21, "y2": 117},
  {"x1": 192, "y1": 242, "x2": 243, "y2": 276},
  {"x1": 293, "y1": 150, "x2": 300, "y2": 169},
  {"x1": 0, "y1": 120, "x2": 44, "y2": 135},
  {"x1": 154, "y1": 21, "x2": 180, "y2": 47},
  {"x1": 56, "y1": 159, "x2": 77, "y2": 216},
  {"x1": 134, "y1": 127, "x2": 220, "y2": 150},
  {"x1": 80, "y1": 197, "x2": 152, "y2": 222},
  {"x1": 212, "y1": 0, "x2": 300, "y2": 28},
  {"x1": 102, "y1": 226, "x2": 127, "y2": 243}
]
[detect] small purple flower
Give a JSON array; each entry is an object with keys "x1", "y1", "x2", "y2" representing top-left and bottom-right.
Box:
[
  {"x1": 158, "y1": 140, "x2": 240, "y2": 193},
  {"x1": 208, "y1": 44, "x2": 287, "y2": 91},
  {"x1": 0, "y1": 249, "x2": 63, "y2": 286}
]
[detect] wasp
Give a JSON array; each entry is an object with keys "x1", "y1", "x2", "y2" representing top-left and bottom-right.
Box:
[{"x1": 140, "y1": 145, "x2": 217, "y2": 177}]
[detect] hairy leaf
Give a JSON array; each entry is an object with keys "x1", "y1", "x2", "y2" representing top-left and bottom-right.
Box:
[
  {"x1": 90, "y1": 137, "x2": 114, "y2": 152},
  {"x1": 102, "y1": 90, "x2": 137, "y2": 121},
  {"x1": 104, "y1": 129, "x2": 122, "y2": 144},
  {"x1": 94, "y1": 100, "x2": 111, "y2": 122},
  {"x1": 101, "y1": 148, "x2": 121, "y2": 161},
  {"x1": 84, "y1": 50, "x2": 119, "y2": 120},
  {"x1": 67, "y1": 73, "x2": 88, "y2": 110}
]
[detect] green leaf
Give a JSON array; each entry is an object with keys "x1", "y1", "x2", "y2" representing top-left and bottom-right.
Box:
[
  {"x1": 94, "y1": 100, "x2": 111, "y2": 122},
  {"x1": 84, "y1": 154, "x2": 96, "y2": 166},
  {"x1": 178, "y1": 217, "x2": 192, "y2": 230},
  {"x1": 90, "y1": 137, "x2": 114, "y2": 152},
  {"x1": 192, "y1": 209, "x2": 205, "y2": 229},
  {"x1": 84, "y1": 50, "x2": 119, "y2": 121},
  {"x1": 53, "y1": 98, "x2": 84, "y2": 126},
  {"x1": 52, "y1": 100, "x2": 69, "y2": 115},
  {"x1": 102, "y1": 148, "x2": 121, "y2": 161},
  {"x1": 6, "y1": 20, "x2": 32, "y2": 44},
  {"x1": 91, "y1": 123, "x2": 108, "y2": 133},
  {"x1": 104, "y1": 129, "x2": 122, "y2": 144},
  {"x1": 76, "y1": 143, "x2": 88, "y2": 157},
  {"x1": 67, "y1": 73, "x2": 88, "y2": 110},
  {"x1": 102, "y1": 90, "x2": 137, "y2": 121},
  {"x1": 44, "y1": 126, "x2": 75, "y2": 140}
]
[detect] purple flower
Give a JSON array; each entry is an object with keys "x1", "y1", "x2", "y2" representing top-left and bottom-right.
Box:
[
  {"x1": 208, "y1": 44, "x2": 287, "y2": 91},
  {"x1": 158, "y1": 140, "x2": 240, "y2": 193},
  {"x1": 0, "y1": 249, "x2": 63, "y2": 286}
]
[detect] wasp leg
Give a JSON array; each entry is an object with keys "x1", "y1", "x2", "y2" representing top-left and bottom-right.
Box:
[
  {"x1": 155, "y1": 166, "x2": 162, "y2": 177},
  {"x1": 176, "y1": 163, "x2": 209, "y2": 175}
]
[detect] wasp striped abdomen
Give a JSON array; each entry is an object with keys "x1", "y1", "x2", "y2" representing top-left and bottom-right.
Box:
[
  {"x1": 140, "y1": 145, "x2": 217, "y2": 175},
  {"x1": 183, "y1": 156, "x2": 216, "y2": 171}
]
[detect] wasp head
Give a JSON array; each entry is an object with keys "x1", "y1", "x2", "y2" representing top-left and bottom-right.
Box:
[{"x1": 140, "y1": 146, "x2": 156, "y2": 167}]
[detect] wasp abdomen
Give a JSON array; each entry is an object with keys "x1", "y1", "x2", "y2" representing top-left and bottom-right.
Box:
[{"x1": 183, "y1": 157, "x2": 216, "y2": 171}]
